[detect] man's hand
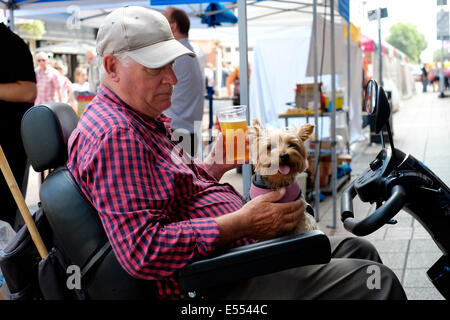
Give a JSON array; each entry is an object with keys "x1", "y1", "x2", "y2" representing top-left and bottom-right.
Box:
[
  {"x1": 215, "y1": 188, "x2": 306, "y2": 246},
  {"x1": 203, "y1": 132, "x2": 248, "y2": 180}
]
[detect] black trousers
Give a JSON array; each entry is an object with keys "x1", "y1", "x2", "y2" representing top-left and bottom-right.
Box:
[
  {"x1": 0, "y1": 126, "x2": 28, "y2": 231},
  {"x1": 204, "y1": 237, "x2": 407, "y2": 300}
]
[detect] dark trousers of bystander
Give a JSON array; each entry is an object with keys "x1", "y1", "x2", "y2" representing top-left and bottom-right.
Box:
[{"x1": 0, "y1": 125, "x2": 28, "y2": 231}]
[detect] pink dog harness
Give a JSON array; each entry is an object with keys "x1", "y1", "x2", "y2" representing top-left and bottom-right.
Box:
[{"x1": 249, "y1": 181, "x2": 301, "y2": 203}]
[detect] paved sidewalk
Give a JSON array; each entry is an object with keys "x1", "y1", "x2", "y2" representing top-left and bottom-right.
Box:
[{"x1": 24, "y1": 88, "x2": 448, "y2": 300}]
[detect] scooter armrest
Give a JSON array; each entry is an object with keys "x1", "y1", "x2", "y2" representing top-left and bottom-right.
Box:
[{"x1": 178, "y1": 230, "x2": 331, "y2": 292}]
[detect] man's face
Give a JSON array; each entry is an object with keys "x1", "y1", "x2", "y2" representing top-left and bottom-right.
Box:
[
  {"x1": 36, "y1": 54, "x2": 48, "y2": 68},
  {"x1": 117, "y1": 57, "x2": 177, "y2": 118},
  {"x1": 86, "y1": 51, "x2": 95, "y2": 64}
]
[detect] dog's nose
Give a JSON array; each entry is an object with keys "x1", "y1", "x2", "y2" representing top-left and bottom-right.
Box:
[{"x1": 280, "y1": 153, "x2": 290, "y2": 162}]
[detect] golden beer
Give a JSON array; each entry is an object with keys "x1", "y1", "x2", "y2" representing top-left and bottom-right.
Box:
[
  {"x1": 219, "y1": 119, "x2": 249, "y2": 163},
  {"x1": 217, "y1": 105, "x2": 249, "y2": 164}
]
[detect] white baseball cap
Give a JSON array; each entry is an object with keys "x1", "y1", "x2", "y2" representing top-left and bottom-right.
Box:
[{"x1": 96, "y1": 6, "x2": 195, "y2": 68}]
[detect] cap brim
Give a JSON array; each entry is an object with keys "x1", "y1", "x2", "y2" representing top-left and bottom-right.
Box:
[{"x1": 127, "y1": 39, "x2": 195, "y2": 69}]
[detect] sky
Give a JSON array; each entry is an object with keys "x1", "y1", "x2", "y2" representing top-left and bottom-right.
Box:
[{"x1": 351, "y1": 0, "x2": 447, "y2": 63}]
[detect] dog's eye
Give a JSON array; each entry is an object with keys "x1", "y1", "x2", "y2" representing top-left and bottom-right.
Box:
[{"x1": 288, "y1": 143, "x2": 297, "y2": 149}]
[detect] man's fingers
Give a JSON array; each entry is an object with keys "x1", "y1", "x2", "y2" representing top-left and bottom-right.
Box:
[
  {"x1": 258, "y1": 188, "x2": 286, "y2": 202},
  {"x1": 282, "y1": 209, "x2": 304, "y2": 222},
  {"x1": 273, "y1": 199, "x2": 305, "y2": 215},
  {"x1": 211, "y1": 132, "x2": 223, "y2": 153}
]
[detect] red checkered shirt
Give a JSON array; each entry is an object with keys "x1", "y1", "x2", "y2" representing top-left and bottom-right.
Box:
[
  {"x1": 67, "y1": 85, "x2": 250, "y2": 299},
  {"x1": 35, "y1": 67, "x2": 61, "y2": 105}
]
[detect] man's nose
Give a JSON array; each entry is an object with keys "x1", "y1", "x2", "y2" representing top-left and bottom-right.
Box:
[{"x1": 163, "y1": 66, "x2": 178, "y2": 85}]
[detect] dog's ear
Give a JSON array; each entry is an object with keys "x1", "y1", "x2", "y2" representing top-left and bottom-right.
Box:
[
  {"x1": 252, "y1": 118, "x2": 264, "y2": 137},
  {"x1": 297, "y1": 124, "x2": 315, "y2": 142}
]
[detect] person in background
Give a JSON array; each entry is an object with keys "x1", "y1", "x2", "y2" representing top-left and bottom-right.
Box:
[
  {"x1": 53, "y1": 60, "x2": 76, "y2": 111},
  {"x1": 34, "y1": 51, "x2": 62, "y2": 105},
  {"x1": 85, "y1": 49, "x2": 100, "y2": 94},
  {"x1": 431, "y1": 65, "x2": 440, "y2": 92},
  {"x1": 190, "y1": 41, "x2": 207, "y2": 91},
  {"x1": 205, "y1": 62, "x2": 215, "y2": 88},
  {"x1": 221, "y1": 62, "x2": 232, "y2": 93},
  {"x1": 226, "y1": 65, "x2": 250, "y2": 106},
  {"x1": 0, "y1": 22, "x2": 37, "y2": 230},
  {"x1": 163, "y1": 7, "x2": 205, "y2": 158},
  {"x1": 71, "y1": 67, "x2": 90, "y2": 93},
  {"x1": 421, "y1": 65, "x2": 428, "y2": 93},
  {"x1": 445, "y1": 66, "x2": 450, "y2": 91}
]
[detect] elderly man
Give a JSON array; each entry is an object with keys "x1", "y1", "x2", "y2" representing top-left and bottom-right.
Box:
[{"x1": 67, "y1": 6, "x2": 406, "y2": 300}]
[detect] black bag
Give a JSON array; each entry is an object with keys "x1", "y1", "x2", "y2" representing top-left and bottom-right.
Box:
[
  {"x1": 38, "y1": 247, "x2": 85, "y2": 300},
  {"x1": 0, "y1": 207, "x2": 85, "y2": 300}
]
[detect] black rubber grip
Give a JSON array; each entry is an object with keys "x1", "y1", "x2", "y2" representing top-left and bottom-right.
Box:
[{"x1": 342, "y1": 185, "x2": 406, "y2": 236}]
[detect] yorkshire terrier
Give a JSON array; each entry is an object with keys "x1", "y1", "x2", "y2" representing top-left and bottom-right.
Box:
[{"x1": 245, "y1": 118, "x2": 318, "y2": 233}]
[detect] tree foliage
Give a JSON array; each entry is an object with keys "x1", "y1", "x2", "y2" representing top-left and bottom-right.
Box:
[
  {"x1": 386, "y1": 23, "x2": 427, "y2": 63},
  {"x1": 17, "y1": 20, "x2": 46, "y2": 39},
  {"x1": 433, "y1": 48, "x2": 450, "y2": 62}
]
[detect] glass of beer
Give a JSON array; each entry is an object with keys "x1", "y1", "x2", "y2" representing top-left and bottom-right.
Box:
[{"x1": 217, "y1": 105, "x2": 249, "y2": 164}]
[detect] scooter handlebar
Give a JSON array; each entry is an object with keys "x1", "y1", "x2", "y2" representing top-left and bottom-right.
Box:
[{"x1": 341, "y1": 183, "x2": 406, "y2": 236}]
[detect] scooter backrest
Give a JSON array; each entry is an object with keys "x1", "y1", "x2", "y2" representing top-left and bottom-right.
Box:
[
  {"x1": 20, "y1": 103, "x2": 155, "y2": 299},
  {"x1": 21, "y1": 103, "x2": 78, "y2": 172},
  {"x1": 21, "y1": 103, "x2": 111, "y2": 269}
]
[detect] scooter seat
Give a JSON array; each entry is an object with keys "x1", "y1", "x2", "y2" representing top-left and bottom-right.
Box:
[{"x1": 21, "y1": 103, "x2": 156, "y2": 299}]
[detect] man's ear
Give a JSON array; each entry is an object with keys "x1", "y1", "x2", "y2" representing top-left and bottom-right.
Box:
[
  {"x1": 252, "y1": 118, "x2": 264, "y2": 137},
  {"x1": 297, "y1": 124, "x2": 315, "y2": 142},
  {"x1": 103, "y1": 55, "x2": 119, "y2": 82}
]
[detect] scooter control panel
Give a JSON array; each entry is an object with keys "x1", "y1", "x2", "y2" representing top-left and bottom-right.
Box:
[
  {"x1": 370, "y1": 157, "x2": 383, "y2": 171},
  {"x1": 354, "y1": 149, "x2": 391, "y2": 203}
]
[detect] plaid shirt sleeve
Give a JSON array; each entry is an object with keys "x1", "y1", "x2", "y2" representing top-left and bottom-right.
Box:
[{"x1": 76, "y1": 126, "x2": 220, "y2": 280}]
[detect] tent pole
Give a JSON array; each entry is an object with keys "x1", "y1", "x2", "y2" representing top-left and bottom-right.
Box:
[
  {"x1": 238, "y1": 0, "x2": 251, "y2": 195},
  {"x1": 346, "y1": 20, "x2": 351, "y2": 154},
  {"x1": 378, "y1": 8, "x2": 383, "y2": 86},
  {"x1": 313, "y1": 0, "x2": 320, "y2": 221},
  {"x1": 328, "y1": 0, "x2": 337, "y2": 229},
  {"x1": 7, "y1": 0, "x2": 15, "y2": 31}
]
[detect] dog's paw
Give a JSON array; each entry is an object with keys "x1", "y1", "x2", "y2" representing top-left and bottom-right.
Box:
[
  {"x1": 295, "y1": 212, "x2": 319, "y2": 233},
  {"x1": 305, "y1": 213, "x2": 319, "y2": 231},
  {"x1": 294, "y1": 212, "x2": 318, "y2": 233}
]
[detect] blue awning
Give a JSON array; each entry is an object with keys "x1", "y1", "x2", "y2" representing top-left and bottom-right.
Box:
[
  {"x1": 201, "y1": 2, "x2": 238, "y2": 27},
  {"x1": 338, "y1": 0, "x2": 350, "y2": 22},
  {"x1": 151, "y1": 0, "x2": 234, "y2": 4}
]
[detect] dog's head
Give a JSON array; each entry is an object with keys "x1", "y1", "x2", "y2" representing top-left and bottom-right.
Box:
[{"x1": 251, "y1": 118, "x2": 314, "y2": 188}]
